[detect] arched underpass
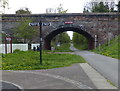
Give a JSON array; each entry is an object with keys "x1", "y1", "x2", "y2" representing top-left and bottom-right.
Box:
[{"x1": 44, "y1": 27, "x2": 95, "y2": 50}]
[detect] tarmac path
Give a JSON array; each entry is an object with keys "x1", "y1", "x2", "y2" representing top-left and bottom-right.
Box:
[
  {"x1": 70, "y1": 44, "x2": 118, "y2": 87},
  {"x1": 2, "y1": 64, "x2": 96, "y2": 89}
]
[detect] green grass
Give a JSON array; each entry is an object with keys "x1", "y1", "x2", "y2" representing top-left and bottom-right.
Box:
[
  {"x1": 52, "y1": 43, "x2": 73, "y2": 52},
  {"x1": 92, "y1": 35, "x2": 119, "y2": 59},
  {"x1": 73, "y1": 43, "x2": 88, "y2": 50},
  {"x1": 1, "y1": 50, "x2": 86, "y2": 70},
  {"x1": 107, "y1": 80, "x2": 116, "y2": 87}
]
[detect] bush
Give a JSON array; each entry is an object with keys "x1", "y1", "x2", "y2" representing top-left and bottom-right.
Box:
[{"x1": 13, "y1": 49, "x2": 22, "y2": 53}]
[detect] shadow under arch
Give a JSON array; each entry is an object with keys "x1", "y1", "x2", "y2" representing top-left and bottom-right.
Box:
[{"x1": 44, "y1": 27, "x2": 94, "y2": 50}]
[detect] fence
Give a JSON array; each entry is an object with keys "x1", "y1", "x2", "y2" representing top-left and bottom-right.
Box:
[{"x1": 0, "y1": 44, "x2": 40, "y2": 54}]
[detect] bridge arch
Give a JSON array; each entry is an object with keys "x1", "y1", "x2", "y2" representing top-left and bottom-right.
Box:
[{"x1": 43, "y1": 26, "x2": 95, "y2": 50}]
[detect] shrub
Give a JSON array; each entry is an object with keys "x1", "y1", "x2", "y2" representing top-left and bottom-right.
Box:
[{"x1": 13, "y1": 49, "x2": 22, "y2": 53}]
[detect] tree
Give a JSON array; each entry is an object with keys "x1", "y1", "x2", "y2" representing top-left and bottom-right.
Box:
[
  {"x1": 117, "y1": 1, "x2": 120, "y2": 12},
  {"x1": 46, "y1": 4, "x2": 68, "y2": 13},
  {"x1": 12, "y1": 18, "x2": 38, "y2": 43},
  {"x1": 0, "y1": 0, "x2": 9, "y2": 14},
  {"x1": 16, "y1": 8, "x2": 31, "y2": 14},
  {"x1": 57, "y1": 4, "x2": 68, "y2": 13},
  {"x1": 46, "y1": 8, "x2": 56, "y2": 13},
  {"x1": 92, "y1": 2, "x2": 109, "y2": 12},
  {"x1": 83, "y1": 8, "x2": 89, "y2": 13},
  {"x1": 72, "y1": 32, "x2": 88, "y2": 50},
  {"x1": 52, "y1": 32, "x2": 70, "y2": 46},
  {"x1": 83, "y1": 1, "x2": 116, "y2": 13},
  {"x1": 58, "y1": 32, "x2": 70, "y2": 44}
]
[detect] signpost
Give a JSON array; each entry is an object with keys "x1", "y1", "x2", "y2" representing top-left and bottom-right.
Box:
[
  {"x1": 29, "y1": 23, "x2": 39, "y2": 26},
  {"x1": 29, "y1": 21, "x2": 51, "y2": 65},
  {"x1": 39, "y1": 21, "x2": 42, "y2": 65},
  {"x1": 64, "y1": 21, "x2": 73, "y2": 24},
  {"x1": 64, "y1": 21, "x2": 73, "y2": 27}
]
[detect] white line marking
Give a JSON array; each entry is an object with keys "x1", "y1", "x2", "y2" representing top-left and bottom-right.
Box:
[
  {"x1": 0, "y1": 80, "x2": 24, "y2": 90},
  {"x1": 80, "y1": 63, "x2": 117, "y2": 89},
  {"x1": 5, "y1": 70, "x2": 92, "y2": 89}
]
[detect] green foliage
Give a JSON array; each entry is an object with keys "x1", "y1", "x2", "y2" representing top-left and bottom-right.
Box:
[
  {"x1": 73, "y1": 32, "x2": 88, "y2": 50},
  {"x1": 2, "y1": 51, "x2": 86, "y2": 70},
  {"x1": 13, "y1": 49, "x2": 22, "y2": 53},
  {"x1": 12, "y1": 18, "x2": 38, "y2": 43},
  {"x1": 92, "y1": 35, "x2": 119, "y2": 59},
  {"x1": 117, "y1": 1, "x2": 120, "y2": 12},
  {"x1": 16, "y1": 8, "x2": 31, "y2": 14},
  {"x1": 51, "y1": 32, "x2": 70, "y2": 47},
  {"x1": 54, "y1": 43, "x2": 72, "y2": 52},
  {"x1": 92, "y1": 2, "x2": 109, "y2": 12},
  {"x1": 58, "y1": 32, "x2": 70, "y2": 44},
  {"x1": 83, "y1": 1, "x2": 116, "y2": 13}
]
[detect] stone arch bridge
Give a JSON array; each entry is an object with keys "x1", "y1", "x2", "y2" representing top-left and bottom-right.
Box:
[{"x1": 1, "y1": 13, "x2": 119, "y2": 50}]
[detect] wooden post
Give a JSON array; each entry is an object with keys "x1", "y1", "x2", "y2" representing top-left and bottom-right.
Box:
[
  {"x1": 10, "y1": 38, "x2": 12, "y2": 53},
  {"x1": 5, "y1": 37, "x2": 7, "y2": 54}
]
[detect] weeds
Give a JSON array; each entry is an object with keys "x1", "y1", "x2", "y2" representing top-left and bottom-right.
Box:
[{"x1": 2, "y1": 50, "x2": 86, "y2": 70}]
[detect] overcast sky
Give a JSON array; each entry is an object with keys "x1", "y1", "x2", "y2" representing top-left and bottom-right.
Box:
[
  {"x1": 4, "y1": 0, "x2": 93, "y2": 14},
  {"x1": 3, "y1": 0, "x2": 118, "y2": 14}
]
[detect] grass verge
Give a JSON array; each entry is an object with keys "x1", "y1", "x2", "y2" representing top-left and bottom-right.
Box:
[
  {"x1": 92, "y1": 35, "x2": 119, "y2": 59},
  {"x1": 1, "y1": 50, "x2": 86, "y2": 70},
  {"x1": 73, "y1": 43, "x2": 88, "y2": 50},
  {"x1": 107, "y1": 80, "x2": 116, "y2": 87},
  {"x1": 52, "y1": 43, "x2": 73, "y2": 52}
]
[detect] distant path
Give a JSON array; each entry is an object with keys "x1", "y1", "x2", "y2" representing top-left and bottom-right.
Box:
[{"x1": 70, "y1": 44, "x2": 118, "y2": 87}]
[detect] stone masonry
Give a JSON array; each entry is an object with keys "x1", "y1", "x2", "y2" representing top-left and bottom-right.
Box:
[{"x1": 1, "y1": 13, "x2": 119, "y2": 50}]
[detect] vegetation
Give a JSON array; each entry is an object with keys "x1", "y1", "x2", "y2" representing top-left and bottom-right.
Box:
[
  {"x1": 51, "y1": 32, "x2": 71, "y2": 51},
  {"x1": 52, "y1": 43, "x2": 72, "y2": 52},
  {"x1": 72, "y1": 32, "x2": 88, "y2": 50},
  {"x1": 57, "y1": 4, "x2": 68, "y2": 13},
  {"x1": 91, "y1": 2, "x2": 109, "y2": 12},
  {"x1": 16, "y1": 8, "x2": 31, "y2": 14},
  {"x1": 1, "y1": 50, "x2": 86, "y2": 70},
  {"x1": 107, "y1": 80, "x2": 115, "y2": 87},
  {"x1": 92, "y1": 35, "x2": 119, "y2": 59},
  {"x1": 0, "y1": 0, "x2": 9, "y2": 14},
  {"x1": 83, "y1": 1, "x2": 117, "y2": 13},
  {"x1": 12, "y1": 18, "x2": 38, "y2": 43},
  {"x1": 46, "y1": 4, "x2": 68, "y2": 13},
  {"x1": 117, "y1": 1, "x2": 120, "y2": 12},
  {"x1": 52, "y1": 32, "x2": 70, "y2": 45}
]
